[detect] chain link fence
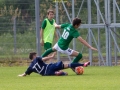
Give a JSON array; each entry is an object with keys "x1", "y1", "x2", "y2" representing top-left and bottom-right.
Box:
[{"x1": 0, "y1": 0, "x2": 120, "y2": 66}]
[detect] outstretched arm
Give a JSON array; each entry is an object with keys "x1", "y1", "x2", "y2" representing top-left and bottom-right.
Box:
[
  {"x1": 42, "y1": 52, "x2": 56, "y2": 61},
  {"x1": 18, "y1": 73, "x2": 27, "y2": 77},
  {"x1": 77, "y1": 36, "x2": 98, "y2": 51},
  {"x1": 18, "y1": 66, "x2": 33, "y2": 77},
  {"x1": 54, "y1": 23, "x2": 61, "y2": 29}
]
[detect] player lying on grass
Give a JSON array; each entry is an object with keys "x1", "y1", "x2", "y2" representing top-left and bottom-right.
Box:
[
  {"x1": 18, "y1": 52, "x2": 90, "y2": 76},
  {"x1": 41, "y1": 17, "x2": 97, "y2": 71}
]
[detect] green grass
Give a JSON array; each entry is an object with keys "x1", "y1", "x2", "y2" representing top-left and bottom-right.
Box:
[{"x1": 0, "y1": 66, "x2": 120, "y2": 90}]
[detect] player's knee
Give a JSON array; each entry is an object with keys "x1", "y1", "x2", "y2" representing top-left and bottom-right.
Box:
[{"x1": 52, "y1": 47, "x2": 57, "y2": 51}]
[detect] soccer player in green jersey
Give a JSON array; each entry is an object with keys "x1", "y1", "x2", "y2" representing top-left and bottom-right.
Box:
[
  {"x1": 40, "y1": 9, "x2": 58, "y2": 50},
  {"x1": 42, "y1": 18, "x2": 97, "y2": 71}
]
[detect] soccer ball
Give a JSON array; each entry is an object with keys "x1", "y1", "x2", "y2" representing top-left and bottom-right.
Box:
[{"x1": 75, "y1": 66, "x2": 84, "y2": 75}]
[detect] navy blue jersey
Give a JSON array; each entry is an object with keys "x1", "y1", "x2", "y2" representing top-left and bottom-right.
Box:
[{"x1": 25, "y1": 57, "x2": 49, "y2": 76}]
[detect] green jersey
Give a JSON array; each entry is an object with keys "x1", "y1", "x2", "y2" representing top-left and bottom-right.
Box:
[
  {"x1": 58, "y1": 23, "x2": 80, "y2": 50},
  {"x1": 41, "y1": 18, "x2": 55, "y2": 43},
  {"x1": 41, "y1": 18, "x2": 54, "y2": 29}
]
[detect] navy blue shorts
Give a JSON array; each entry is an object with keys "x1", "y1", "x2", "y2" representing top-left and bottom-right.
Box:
[{"x1": 45, "y1": 61, "x2": 64, "y2": 75}]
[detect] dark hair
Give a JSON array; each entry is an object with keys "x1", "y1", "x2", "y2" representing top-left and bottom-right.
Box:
[
  {"x1": 29, "y1": 52, "x2": 37, "y2": 60},
  {"x1": 47, "y1": 9, "x2": 54, "y2": 15},
  {"x1": 72, "y1": 17, "x2": 81, "y2": 26}
]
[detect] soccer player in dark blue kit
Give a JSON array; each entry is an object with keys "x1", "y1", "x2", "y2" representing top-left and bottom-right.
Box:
[{"x1": 18, "y1": 52, "x2": 90, "y2": 76}]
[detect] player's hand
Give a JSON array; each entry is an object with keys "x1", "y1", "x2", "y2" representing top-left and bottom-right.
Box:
[
  {"x1": 40, "y1": 39, "x2": 44, "y2": 46},
  {"x1": 90, "y1": 47, "x2": 98, "y2": 51},
  {"x1": 54, "y1": 23, "x2": 61, "y2": 28},
  {"x1": 54, "y1": 23, "x2": 57, "y2": 27},
  {"x1": 51, "y1": 52, "x2": 56, "y2": 58},
  {"x1": 18, "y1": 73, "x2": 26, "y2": 77}
]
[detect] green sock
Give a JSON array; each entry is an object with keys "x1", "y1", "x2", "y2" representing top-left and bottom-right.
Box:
[
  {"x1": 41, "y1": 48, "x2": 54, "y2": 57},
  {"x1": 72, "y1": 53, "x2": 82, "y2": 63}
]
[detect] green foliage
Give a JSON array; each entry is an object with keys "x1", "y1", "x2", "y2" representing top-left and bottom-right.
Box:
[
  {"x1": 0, "y1": 0, "x2": 35, "y2": 35},
  {"x1": 0, "y1": 66, "x2": 120, "y2": 90}
]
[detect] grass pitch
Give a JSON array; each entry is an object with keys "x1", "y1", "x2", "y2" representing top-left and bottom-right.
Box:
[{"x1": 0, "y1": 66, "x2": 120, "y2": 90}]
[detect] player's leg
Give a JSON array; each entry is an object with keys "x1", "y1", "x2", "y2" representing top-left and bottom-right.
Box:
[
  {"x1": 64, "y1": 62, "x2": 90, "y2": 69},
  {"x1": 44, "y1": 42, "x2": 57, "y2": 63},
  {"x1": 71, "y1": 50, "x2": 83, "y2": 63},
  {"x1": 50, "y1": 61, "x2": 90, "y2": 70},
  {"x1": 41, "y1": 48, "x2": 55, "y2": 57},
  {"x1": 54, "y1": 62, "x2": 90, "y2": 75},
  {"x1": 65, "y1": 48, "x2": 82, "y2": 63},
  {"x1": 41, "y1": 43, "x2": 58, "y2": 57},
  {"x1": 44, "y1": 42, "x2": 52, "y2": 50},
  {"x1": 69, "y1": 50, "x2": 83, "y2": 71},
  {"x1": 48, "y1": 61, "x2": 90, "y2": 76},
  {"x1": 48, "y1": 61, "x2": 68, "y2": 76}
]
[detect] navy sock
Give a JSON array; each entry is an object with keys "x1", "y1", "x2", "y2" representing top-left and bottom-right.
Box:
[{"x1": 69, "y1": 63, "x2": 84, "y2": 68}]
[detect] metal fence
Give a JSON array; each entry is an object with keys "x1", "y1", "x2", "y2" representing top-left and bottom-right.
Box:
[
  {"x1": 52, "y1": 0, "x2": 120, "y2": 66},
  {"x1": 0, "y1": 0, "x2": 120, "y2": 66},
  {"x1": 0, "y1": 0, "x2": 36, "y2": 56}
]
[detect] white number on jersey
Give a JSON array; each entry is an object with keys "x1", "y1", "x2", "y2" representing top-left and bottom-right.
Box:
[
  {"x1": 62, "y1": 29, "x2": 69, "y2": 39},
  {"x1": 32, "y1": 63, "x2": 44, "y2": 74}
]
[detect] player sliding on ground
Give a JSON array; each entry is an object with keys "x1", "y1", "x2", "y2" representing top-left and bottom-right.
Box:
[
  {"x1": 41, "y1": 17, "x2": 98, "y2": 71},
  {"x1": 18, "y1": 52, "x2": 90, "y2": 76}
]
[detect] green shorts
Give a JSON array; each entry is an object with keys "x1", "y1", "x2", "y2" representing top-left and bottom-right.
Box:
[{"x1": 44, "y1": 42, "x2": 52, "y2": 50}]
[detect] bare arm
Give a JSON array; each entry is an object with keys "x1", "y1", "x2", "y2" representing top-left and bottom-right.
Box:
[
  {"x1": 54, "y1": 31, "x2": 59, "y2": 42},
  {"x1": 40, "y1": 28, "x2": 44, "y2": 46},
  {"x1": 54, "y1": 23, "x2": 61, "y2": 29},
  {"x1": 54, "y1": 22, "x2": 59, "y2": 40},
  {"x1": 77, "y1": 36, "x2": 98, "y2": 51},
  {"x1": 18, "y1": 73, "x2": 27, "y2": 77},
  {"x1": 42, "y1": 52, "x2": 56, "y2": 61}
]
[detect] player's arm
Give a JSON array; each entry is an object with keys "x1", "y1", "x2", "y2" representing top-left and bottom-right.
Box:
[
  {"x1": 54, "y1": 23, "x2": 69, "y2": 29},
  {"x1": 54, "y1": 23, "x2": 61, "y2": 28},
  {"x1": 40, "y1": 20, "x2": 47, "y2": 46},
  {"x1": 54, "y1": 31, "x2": 59, "y2": 42},
  {"x1": 40, "y1": 28, "x2": 44, "y2": 46},
  {"x1": 77, "y1": 36, "x2": 98, "y2": 51},
  {"x1": 18, "y1": 73, "x2": 27, "y2": 77},
  {"x1": 42, "y1": 52, "x2": 56, "y2": 61},
  {"x1": 18, "y1": 67, "x2": 33, "y2": 77}
]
